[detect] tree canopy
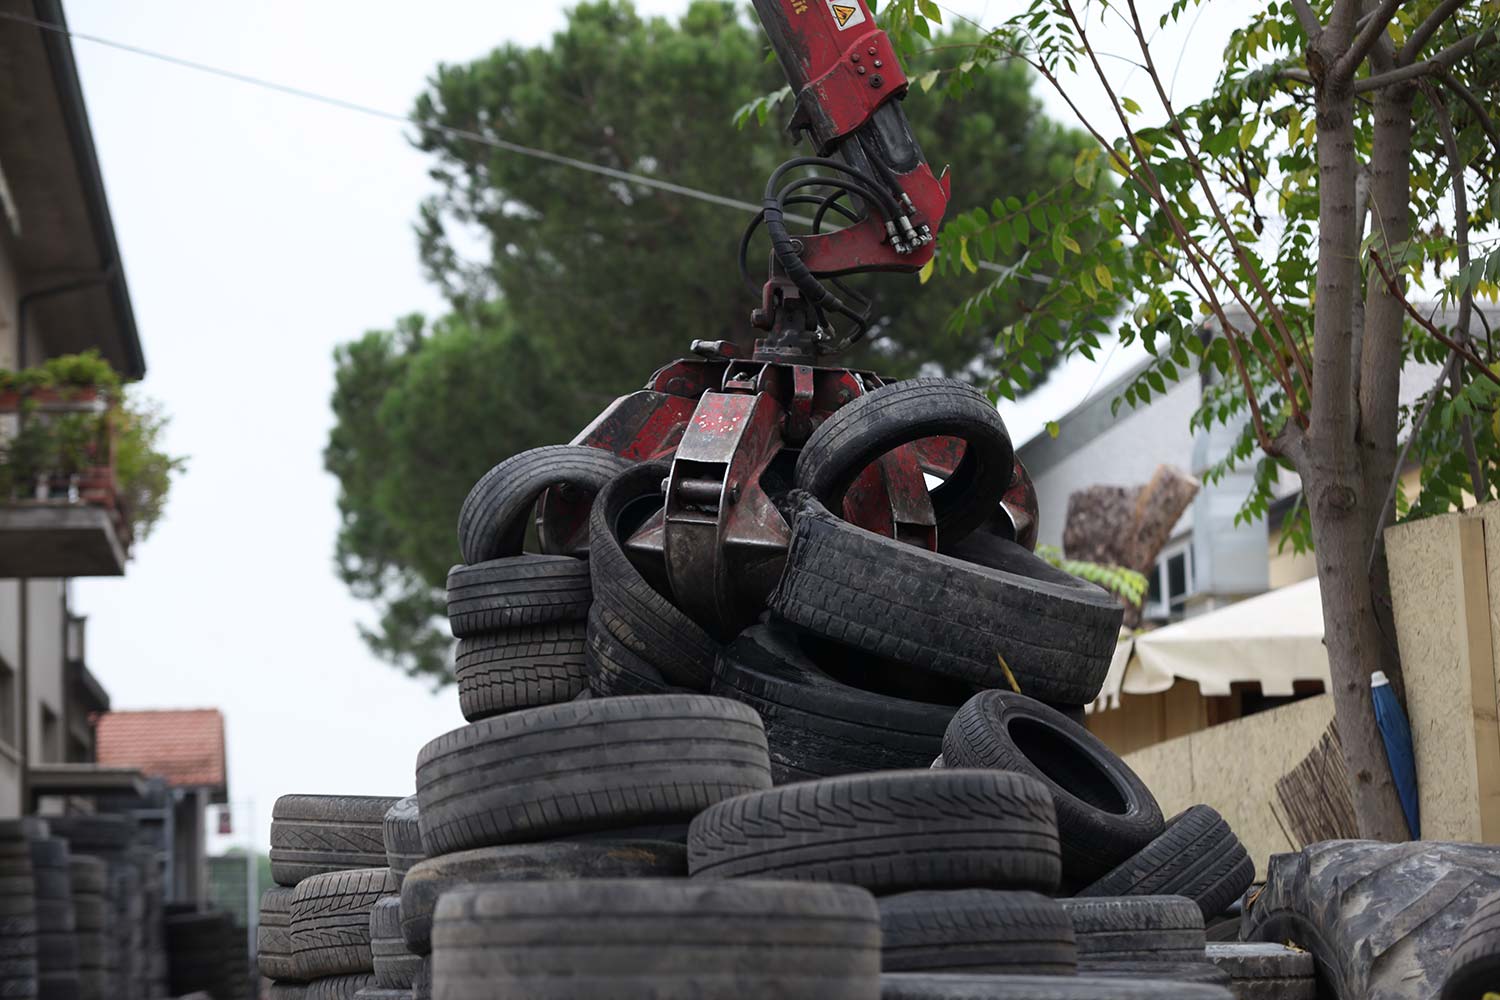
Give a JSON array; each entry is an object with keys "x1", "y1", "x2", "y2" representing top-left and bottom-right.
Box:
[
  {"x1": 327, "y1": 0, "x2": 1101, "y2": 681},
  {"x1": 884, "y1": 0, "x2": 1499, "y2": 838}
]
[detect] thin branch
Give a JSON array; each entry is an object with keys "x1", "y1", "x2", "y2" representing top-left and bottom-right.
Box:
[
  {"x1": 1366, "y1": 354, "x2": 1457, "y2": 575},
  {"x1": 1124, "y1": 0, "x2": 1314, "y2": 407},
  {"x1": 1019, "y1": 45, "x2": 1279, "y2": 451},
  {"x1": 1356, "y1": 29, "x2": 1497, "y2": 92},
  {"x1": 1370, "y1": 251, "x2": 1500, "y2": 387},
  {"x1": 1290, "y1": 0, "x2": 1324, "y2": 38},
  {"x1": 1399, "y1": 0, "x2": 1469, "y2": 64},
  {"x1": 1280, "y1": 67, "x2": 1316, "y2": 85},
  {"x1": 1429, "y1": 83, "x2": 1489, "y2": 499},
  {"x1": 1435, "y1": 68, "x2": 1500, "y2": 154},
  {"x1": 1336, "y1": 0, "x2": 1404, "y2": 80}
]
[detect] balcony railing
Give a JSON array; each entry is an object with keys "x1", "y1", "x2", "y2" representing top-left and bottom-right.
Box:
[{"x1": 0, "y1": 386, "x2": 129, "y2": 577}]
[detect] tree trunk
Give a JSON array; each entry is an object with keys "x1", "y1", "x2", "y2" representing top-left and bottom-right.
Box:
[{"x1": 1301, "y1": 46, "x2": 1411, "y2": 841}]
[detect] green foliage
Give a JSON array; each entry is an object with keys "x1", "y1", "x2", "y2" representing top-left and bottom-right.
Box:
[
  {"x1": 886, "y1": 0, "x2": 1500, "y2": 549},
  {"x1": 0, "y1": 349, "x2": 121, "y2": 396},
  {"x1": 332, "y1": 0, "x2": 1103, "y2": 681},
  {"x1": 0, "y1": 353, "x2": 182, "y2": 544},
  {"x1": 1036, "y1": 543, "x2": 1147, "y2": 608}
]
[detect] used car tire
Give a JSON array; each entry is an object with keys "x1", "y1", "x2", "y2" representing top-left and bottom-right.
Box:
[
  {"x1": 303, "y1": 975, "x2": 378, "y2": 1000},
  {"x1": 943, "y1": 691, "x2": 1163, "y2": 885},
  {"x1": 430, "y1": 879, "x2": 880, "y2": 1000},
  {"x1": 257, "y1": 886, "x2": 298, "y2": 980},
  {"x1": 586, "y1": 606, "x2": 682, "y2": 697},
  {"x1": 415, "y1": 694, "x2": 771, "y2": 855},
  {"x1": 1245, "y1": 840, "x2": 1500, "y2": 1000},
  {"x1": 1060, "y1": 896, "x2": 1206, "y2": 964},
  {"x1": 688, "y1": 769, "x2": 1060, "y2": 894},
  {"x1": 795, "y1": 377, "x2": 1014, "y2": 546},
  {"x1": 454, "y1": 621, "x2": 589, "y2": 720},
  {"x1": 771, "y1": 496, "x2": 1120, "y2": 704},
  {"x1": 457, "y1": 445, "x2": 632, "y2": 565},
  {"x1": 271, "y1": 795, "x2": 400, "y2": 887},
  {"x1": 382, "y1": 797, "x2": 423, "y2": 883},
  {"x1": 711, "y1": 623, "x2": 957, "y2": 783},
  {"x1": 588, "y1": 462, "x2": 718, "y2": 689},
  {"x1": 879, "y1": 973, "x2": 1235, "y2": 999},
  {"x1": 1077, "y1": 962, "x2": 1231, "y2": 985},
  {"x1": 369, "y1": 897, "x2": 418, "y2": 989},
  {"x1": 879, "y1": 889, "x2": 1076, "y2": 974},
  {"x1": 1445, "y1": 891, "x2": 1500, "y2": 999},
  {"x1": 445, "y1": 555, "x2": 592, "y2": 636},
  {"x1": 1077, "y1": 805, "x2": 1254, "y2": 918},
  {"x1": 290, "y1": 868, "x2": 399, "y2": 978},
  {"x1": 1205, "y1": 943, "x2": 1316, "y2": 999},
  {"x1": 399, "y1": 840, "x2": 687, "y2": 955}
]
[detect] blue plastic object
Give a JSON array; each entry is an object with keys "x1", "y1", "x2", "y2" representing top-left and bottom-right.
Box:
[{"x1": 1372, "y1": 670, "x2": 1420, "y2": 839}]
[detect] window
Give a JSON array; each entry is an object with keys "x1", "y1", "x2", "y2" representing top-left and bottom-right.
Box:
[
  {"x1": 1144, "y1": 540, "x2": 1195, "y2": 621},
  {"x1": 40, "y1": 704, "x2": 60, "y2": 763},
  {"x1": 0, "y1": 658, "x2": 14, "y2": 750}
]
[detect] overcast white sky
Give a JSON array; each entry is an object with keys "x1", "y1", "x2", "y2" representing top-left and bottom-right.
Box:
[{"x1": 55, "y1": 0, "x2": 1238, "y2": 853}]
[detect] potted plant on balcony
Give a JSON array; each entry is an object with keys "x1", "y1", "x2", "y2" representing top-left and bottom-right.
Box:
[{"x1": 0, "y1": 349, "x2": 121, "y2": 410}]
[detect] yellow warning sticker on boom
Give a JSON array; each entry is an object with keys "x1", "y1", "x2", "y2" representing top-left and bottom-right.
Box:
[{"x1": 827, "y1": 0, "x2": 866, "y2": 30}]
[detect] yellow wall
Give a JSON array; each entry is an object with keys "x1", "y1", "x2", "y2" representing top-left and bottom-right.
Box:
[{"x1": 1123, "y1": 694, "x2": 1337, "y2": 877}]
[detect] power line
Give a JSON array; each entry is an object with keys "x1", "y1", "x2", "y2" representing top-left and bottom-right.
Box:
[
  {"x1": 1, "y1": 9, "x2": 1042, "y2": 280},
  {"x1": 0, "y1": 8, "x2": 774, "y2": 218}
]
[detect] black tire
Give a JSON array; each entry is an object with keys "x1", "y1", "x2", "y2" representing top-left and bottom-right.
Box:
[
  {"x1": 770, "y1": 497, "x2": 1120, "y2": 703},
  {"x1": 586, "y1": 605, "x2": 683, "y2": 697},
  {"x1": 1077, "y1": 805, "x2": 1254, "y2": 918},
  {"x1": 304, "y1": 975, "x2": 378, "y2": 1000},
  {"x1": 880, "y1": 973, "x2": 1235, "y2": 999},
  {"x1": 69, "y1": 898, "x2": 104, "y2": 932},
  {"x1": 454, "y1": 621, "x2": 589, "y2": 720},
  {"x1": 271, "y1": 795, "x2": 399, "y2": 887},
  {"x1": 944, "y1": 692, "x2": 1163, "y2": 885},
  {"x1": 399, "y1": 840, "x2": 687, "y2": 955},
  {"x1": 445, "y1": 555, "x2": 592, "y2": 637},
  {"x1": 415, "y1": 694, "x2": 771, "y2": 855},
  {"x1": 382, "y1": 798, "x2": 423, "y2": 882},
  {"x1": 65, "y1": 860, "x2": 103, "y2": 897},
  {"x1": 588, "y1": 462, "x2": 718, "y2": 689},
  {"x1": 290, "y1": 868, "x2": 399, "y2": 978},
  {"x1": 1077, "y1": 962, "x2": 1231, "y2": 986},
  {"x1": 370, "y1": 897, "x2": 418, "y2": 989},
  {"x1": 1245, "y1": 840, "x2": 1500, "y2": 1000},
  {"x1": 795, "y1": 377, "x2": 1014, "y2": 546},
  {"x1": 413, "y1": 957, "x2": 431, "y2": 1000},
  {"x1": 268, "y1": 985, "x2": 308, "y2": 1000},
  {"x1": 258, "y1": 887, "x2": 298, "y2": 980},
  {"x1": 1205, "y1": 943, "x2": 1316, "y2": 1000},
  {"x1": 457, "y1": 445, "x2": 632, "y2": 565},
  {"x1": 429, "y1": 879, "x2": 880, "y2": 1000},
  {"x1": 711, "y1": 623, "x2": 957, "y2": 783},
  {"x1": 42, "y1": 818, "x2": 132, "y2": 855},
  {"x1": 1446, "y1": 891, "x2": 1500, "y2": 999},
  {"x1": 1060, "y1": 896, "x2": 1206, "y2": 964},
  {"x1": 353, "y1": 990, "x2": 410, "y2": 1000},
  {"x1": 688, "y1": 769, "x2": 1060, "y2": 894},
  {"x1": 879, "y1": 890, "x2": 1075, "y2": 974}
]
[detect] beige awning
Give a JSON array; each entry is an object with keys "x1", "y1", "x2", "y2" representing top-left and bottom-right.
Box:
[{"x1": 1093, "y1": 577, "x2": 1330, "y2": 710}]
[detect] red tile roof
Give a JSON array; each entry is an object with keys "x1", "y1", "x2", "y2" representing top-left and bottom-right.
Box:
[{"x1": 95, "y1": 709, "x2": 227, "y2": 791}]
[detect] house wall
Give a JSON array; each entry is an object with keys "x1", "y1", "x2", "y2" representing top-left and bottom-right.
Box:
[{"x1": 1021, "y1": 377, "x2": 1201, "y2": 550}]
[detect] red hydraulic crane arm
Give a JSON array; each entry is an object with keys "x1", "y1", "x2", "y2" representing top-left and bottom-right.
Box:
[{"x1": 751, "y1": 0, "x2": 950, "y2": 278}]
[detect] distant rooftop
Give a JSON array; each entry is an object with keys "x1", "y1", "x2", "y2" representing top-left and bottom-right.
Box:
[{"x1": 95, "y1": 709, "x2": 226, "y2": 792}]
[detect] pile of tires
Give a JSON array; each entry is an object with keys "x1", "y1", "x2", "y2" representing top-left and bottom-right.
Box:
[
  {"x1": 165, "y1": 906, "x2": 250, "y2": 999},
  {"x1": 252, "y1": 376, "x2": 1282, "y2": 998}
]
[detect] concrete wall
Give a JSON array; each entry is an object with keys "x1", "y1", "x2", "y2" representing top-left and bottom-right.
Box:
[
  {"x1": 1123, "y1": 693, "x2": 1336, "y2": 877},
  {"x1": 0, "y1": 577, "x2": 69, "y2": 817},
  {"x1": 1386, "y1": 505, "x2": 1500, "y2": 842}
]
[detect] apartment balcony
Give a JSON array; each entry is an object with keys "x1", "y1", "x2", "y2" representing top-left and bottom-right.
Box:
[{"x1": 0, "y1": 386, "x2": 129, "y2": 577}]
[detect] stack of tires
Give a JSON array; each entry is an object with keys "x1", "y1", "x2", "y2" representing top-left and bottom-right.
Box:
[
  {"x1": 69, "y1": 857, "x2": 107, "y2": 1000},
  {"x1": 28, "y1": 833, "x2": 80, "y2": 1000},
  {"x1": 1, "y1": 820, "x2": 38, "y2": 1000},
  {"x1": 448, "y1": 445, "x2": 633, "y2": 717},
  {"x1": 47, "y1": 815, "x2": 150, "y2": 1000},
  {"x1": 165, "y1": 906, "x2": 249, "y2": 999},
  {"x1": 260, "y1": 794, "x2": 401, "y2": 1000}
]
